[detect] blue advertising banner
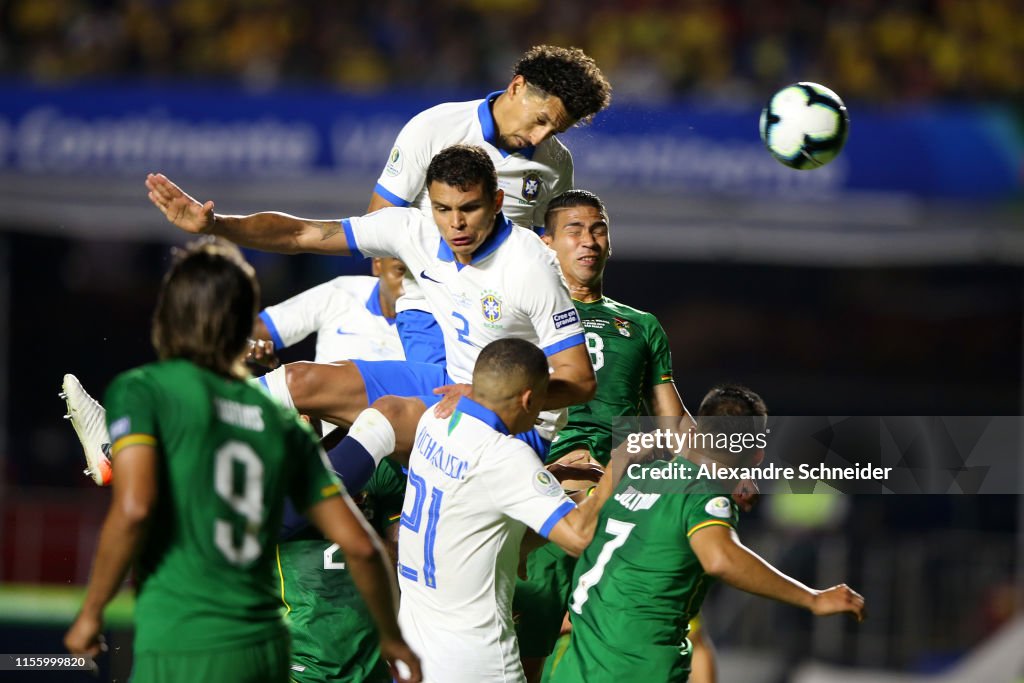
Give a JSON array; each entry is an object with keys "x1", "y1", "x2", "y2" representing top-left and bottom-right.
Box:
[{"x1": 0, "y1": 80, "x2": 1019, "y2": 201}]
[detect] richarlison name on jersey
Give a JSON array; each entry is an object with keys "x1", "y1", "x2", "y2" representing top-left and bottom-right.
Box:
[
  {"x1": 626, "y1": 461, "x2": 893, "y2": 483},
  {"x1": 414, "y1": 429, "x2": 469, "y2": 480}
]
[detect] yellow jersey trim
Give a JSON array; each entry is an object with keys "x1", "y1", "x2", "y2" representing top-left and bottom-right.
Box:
[
  {"x1": 686, "y1": 519, "x2": 732, "y2": 538},
  {"x1": 111, "y1": 434, "x2": 157, "y2": 455}
]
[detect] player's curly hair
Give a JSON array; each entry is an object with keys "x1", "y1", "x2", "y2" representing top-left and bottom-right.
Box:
[
  {"x1": 152, "y1": 237, "x2": 259, "y2": 380},
  {"x1": 426, "y1": 144, "x2": 498, "y2": 200},
  {"x1": 513, "y1": 45, "x2": 612, "y2": 125}
]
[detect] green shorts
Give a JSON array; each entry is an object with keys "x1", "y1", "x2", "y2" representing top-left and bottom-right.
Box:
[
  {"x1": 275, "y1": 538, "x2": 390, "y2": 683},
  {"x1": 131, "y1": 637, "x2": 289, "y2": 683},
  {"x1": 513, "y1": 543, "x2": 579, "y2": 658}
]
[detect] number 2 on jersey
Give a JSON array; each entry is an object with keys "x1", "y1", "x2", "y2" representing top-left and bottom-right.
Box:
[
  {"x1": 569, "y1": 518, "x2": 635, "y2": 614},
  {"x1": 400, "y1": 468, "x2": 444, "y2": 588},
  {"x1": 452, "y1": 311, "x2": 472, "y2": 345}
]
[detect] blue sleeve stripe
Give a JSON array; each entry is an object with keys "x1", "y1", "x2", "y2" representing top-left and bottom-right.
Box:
[
  {"x1": 259, "y1": 310, "x2": 285, "y2": 349},
  {"x1": 538, "y1": 500, "x2": 576, "y2": 539},
  {"x1": 373, "y1": 183, "x2": 412, "y2": 207},
  {"x1": 341, "y1": 219, "x2": 363, "y2": 258},
  {"x1": 542, "y1": 333, "x2": 585, "y2": 357}
]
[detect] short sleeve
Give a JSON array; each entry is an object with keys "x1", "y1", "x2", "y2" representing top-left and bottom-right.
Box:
[
  {"x1": 287, "y1": 418, "x2": 344, "y2": 513},
  {"x1": 344, "y1": 207, "x2": 419, "y2": 260},
  {"x1": 260, "y1": 278, "x2": 354, "y2": 350},
  {"x1": 105, "y1": 370, "x2": 159, "y2": 456},
  {"x1": 373, "y1": 113, "x2": 437, "y2": 207},
  {"x1": 645, "y1": 316, "x2": 675, "y2": 388},
  {"x1": 520, "y1": 254, "x2": 585, "y2": 357},
  {"x1": 683, "y1": 494, "x2": 739, "y2": 539},
  {"x1": 483, "y1": 441, "x2": 576, "y2": 538}
]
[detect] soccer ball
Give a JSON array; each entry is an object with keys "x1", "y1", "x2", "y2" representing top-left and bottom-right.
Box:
[{"x1": 759, "y1": 82, "x2": 849, "y2": 170}]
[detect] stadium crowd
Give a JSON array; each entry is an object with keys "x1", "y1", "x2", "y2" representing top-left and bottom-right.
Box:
[{"x1": 2, "y1": 0, "x2": 1021, "y2": 102}]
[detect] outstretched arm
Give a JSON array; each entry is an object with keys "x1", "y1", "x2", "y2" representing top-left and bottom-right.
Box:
[
  {"x1": 65, "y1": 444, "x2": 158, "y2": 657},
  {"x1": 690, "y1": 524, "x2": 865, "y2": 620},
  {"x1": 146, "y1": 173, "x2": 353, "y2": 255},
  {"x1": 306, "y1": 495, "x2": 421, "y2": 682}
]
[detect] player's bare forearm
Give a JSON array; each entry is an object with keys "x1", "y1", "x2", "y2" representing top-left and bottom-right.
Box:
[
  {"x1": 78, "y1": 444, "x2": 157, "y2": 620},
  {"x1": 547, "y1": 462, "x2": 614, "y2": 557},
  {"x1": 78, "y1": 505, "x2": 148, "y2": 620},
  {"x1": 650, "y1": 381, "x2": 686, "y2": 418},
  {"x1": 345, "y1": 548, "x2": 405, "y2": 641},
  {"x1": 691, "y1": 525, "x2": 818, "y2": 609},
  {"x1": 211, "y1": 213, "x2": 351, "y2": 255}
]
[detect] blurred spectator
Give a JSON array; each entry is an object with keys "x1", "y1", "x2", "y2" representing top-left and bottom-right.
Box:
[{"x1": 1, "y1": 0, "x2": 1021, "y2": 102}]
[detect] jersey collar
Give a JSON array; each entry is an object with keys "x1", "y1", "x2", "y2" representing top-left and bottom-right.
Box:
[
  {"x1": 454, "y1": 396, "x2": 511, "y2": 435},
  {"x1": 478, "y1": 90, "x2": 535, "y2": 160},
  {"x1": 436, "y1": 212, "x2": 514, "y2": 270},
  {"x1": 364, "y1": 281, "x2": 396, "y2": 325}
]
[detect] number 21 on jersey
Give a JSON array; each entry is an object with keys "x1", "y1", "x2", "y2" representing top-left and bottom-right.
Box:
[{"x1": 399, "y1": 468, "x2": 444, "y2": 588}]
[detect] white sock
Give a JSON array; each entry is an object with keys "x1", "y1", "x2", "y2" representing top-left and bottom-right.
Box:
[
  {"x1": 253, "y1": 366, "x2": 295, "y2": 410},
  {"x1": 348, "y1": 408, "x2": 397, "y2": 467}
]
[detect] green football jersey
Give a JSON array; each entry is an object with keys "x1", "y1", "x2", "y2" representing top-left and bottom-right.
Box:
[
  {"x1": 276, "y1": 457, "x2": 407, "y2": 682},
  {"x1": 549, "y1": 458, "x2": 739, "y2": 683},
  {"x1": 549, "y1": 296, "x2": 674, "y2": 464},
  {"x1": 104, "y1": 359, "x2": 341, "y2": 654}
]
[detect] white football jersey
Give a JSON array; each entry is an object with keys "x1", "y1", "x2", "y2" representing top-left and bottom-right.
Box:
[
  {"x1": 374, "y1": 92, "x2": 574, "y2": 232},
  {"x1": 342, "y1": 209, "x2": 585, "y2": 384},
  {"x1": 259, "y1": 275, "x2": 404, "y2": 363},
  {"x1": 374, "y1": 92, "x2": 575, "y2": 316},
  {"x1": 397, "y1": 397, "x2": 576, "y2": 683}
]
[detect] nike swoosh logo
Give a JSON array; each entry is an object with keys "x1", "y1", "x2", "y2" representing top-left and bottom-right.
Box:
[
  {"x1": 335, "y1": 328, "x2": 358, "y2": 335},
  {"x1": 420, "y1": 270, "x2": 443, "y2": 284}
]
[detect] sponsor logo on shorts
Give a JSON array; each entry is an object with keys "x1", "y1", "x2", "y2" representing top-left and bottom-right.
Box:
[{"x1": 552, "y1": 308, "x2": 580, "y2": 330}]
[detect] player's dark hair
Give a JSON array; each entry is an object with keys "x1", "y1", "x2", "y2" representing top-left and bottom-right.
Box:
[
  {"x1": 513, "y1": 45, "x2": 612, "y2": 125},
  {"x1": 696, "y1": 384, "x2": 768, "y2": 459},
  {"x1": 698, "y1": 384, "x2": 767, "y2": 419},
  {"x1": 473, "y1": 338, "x2": 549, "y2": 393},
  {"x1": 426, "y1": 145, "x2": 498, "y2": 201},
  {"x1": 543, "y1": 189, "x2": 607, "y2": 235},
  {"x1": 152, "y1": 238, "x2": 259, "y2": 380}
]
